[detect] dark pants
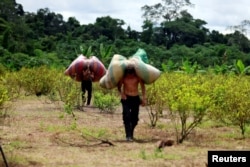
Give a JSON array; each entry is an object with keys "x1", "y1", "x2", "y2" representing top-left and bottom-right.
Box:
[
  {"x1": 121, "y1": 95, "x2": 141, "y2": 139},
  {"x1": 81, "y1": 80, "x2": 92, "y2": 105}
]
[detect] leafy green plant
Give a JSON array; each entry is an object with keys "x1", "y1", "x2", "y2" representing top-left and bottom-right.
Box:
[
  {"x1": 233, "y1": 59, "x2": 250, "y2": 75},
  {"x1": 60, "y1": 79, "x2": 80, "y2": 118},
  {"x1": 180, "y1": 60, "x2": 200, "y2": 74},
  {"x1": 17, "y1": 66, "x2": 58, "y2": 96},
  {"x1": 0, "y1": 83, "x2": 9, "y2": 119},
  {"x1": 162, "y1": 73, "x2": 213, "y2": 143},
  {"x1": 0, "y1": 64, "x2": 7, "y2": 75},
  {"x1": 79, "y1": 45, "x2": 93, "y2": 58},
  {"x1": 161, "y1": 60, "x2": 178, "y2": 72},
  {"x1": 93, "y1": 90, "x2": 120, "y2": 113},
  {"x1": 44, "y1": 69, "x2": 81, "y2": 117},
  {"x1": 146, "y1": 80, "x2": 166, "y2": 127},
  {"x1": 210, "y1": 74, "x2": 250, "y2": 138},
  {"x1": 212, "y1": 64, "x2": 230, "y2": 74},
  {"x1": 2, "y1": 71, "x2": 23, "y2": 101},
  {"x1": 99, "y1": 43, "x2": 113, "y2": 66}
]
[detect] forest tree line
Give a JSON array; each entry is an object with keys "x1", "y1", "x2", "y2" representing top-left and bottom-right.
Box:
[{"x1": 1, "y1": 0, "x2": 250, "y2": 72}]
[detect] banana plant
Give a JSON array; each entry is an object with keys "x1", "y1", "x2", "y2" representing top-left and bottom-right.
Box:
[
  {"x1": 233, "y1": 59, "x2": 250, "y2": 75},
  {"x1": 213, "y1": 64, "x2": 229, "y2": 74},
  {"x1": 180, "y1": 60, "x2": 199, "y2": 74},
  {"x1": 76, "y1": 45, "x2": 93, "y2": 58},
  {"x1": 99, "y1": 43, "x2": 113, "y2": 66},
  {"x1": 161, "y1": 60, "x2": 177, "y2": 72}
]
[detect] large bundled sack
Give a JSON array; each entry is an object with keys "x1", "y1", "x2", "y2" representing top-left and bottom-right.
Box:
[
  {"x1": 64, "y1": 55, "x2": 106, "y2": 82},
  {"x1": 100, "y1": 50, "x2": 161, "y2": 89},
  {"x1": 130, "y1": 55, "x2": 161, "y2": 84},
  {"x1": 89, "y1": 56, "x2": 106, "y2": 82},
  {"x1": 64, "y1": 54, "x2": 88, "y2": 82},
  {"x1": 99, "y1": 54, "x2": 128, "y2": 89},
  {"x1": 132, "y1": 48, "x2": 149, "y2": 63}
]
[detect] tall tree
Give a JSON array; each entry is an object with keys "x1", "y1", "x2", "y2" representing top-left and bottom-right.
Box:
[
  {"x1": 25, "y1": 8, "x2": 66, "y2": 37},
  {"x1": 208, "y1": 30, "x2": 227, "y2": 44},
  {"x1": 140, "y1": 0, "x2": 196, "y2": 48},
  {"x1": 141, "y1": 0, "x2": 193, "y2": 22},
  {"x1": 125, "y1": 26, "x2": 139, "y2": 41},
  {"x1": 0, "y1": 0, "x2": 24, "y2": 22},
  {"x1": 0, "y1": 18, "x2": 10, "y2": 49},
  {"x1": 156, "y1": 11, "x2": 207, "y2": 48},
  {"x1": 91, "y1": 16, "x2": 126, "y2": 41},
  {"x1": 228, "y1": 20, "x2": 250, "y2": 38},
  {"x1": 0, "y1": 0, "x2": 34, "y2": 53},
  {"x1": 141, "y1": 20, "x2": 153, "y2": 44},
  {"x1": 66, "y1": 17, "x2": 80, "y2": 32},
  {"x1": 226, "y1": 20, "x2": 250, "y2": 52},
  {"x1": 226, "y1": 31, "x2": 250, "y2": 53}
]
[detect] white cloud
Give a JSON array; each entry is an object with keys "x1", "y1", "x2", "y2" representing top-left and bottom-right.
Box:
[
  {"x1": 16, "y1": 0, "x2": 250, "y2": 35},
  {"x1": 189, "y1": 0, "x2": 250, "y2": 35}
]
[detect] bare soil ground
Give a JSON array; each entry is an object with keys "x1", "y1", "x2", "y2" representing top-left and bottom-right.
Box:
[{"x1": 1, "y1": 96, "x2": 250, "y2": 167}]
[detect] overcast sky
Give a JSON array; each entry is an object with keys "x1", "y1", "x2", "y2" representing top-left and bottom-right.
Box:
[{"x1": 16, "y1": 0, "x2": 250, "y2": 35}]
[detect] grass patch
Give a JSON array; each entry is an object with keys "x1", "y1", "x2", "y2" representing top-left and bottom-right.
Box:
[
  {"x1": 81, "y1": 127, "x2": 110, "y2": 139},
  {"x1": 139, "y1": 148, "x2": 180, "y2": 160}
]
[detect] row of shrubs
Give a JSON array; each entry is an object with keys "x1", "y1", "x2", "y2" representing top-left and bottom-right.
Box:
[
  {"x1": 146, "y1": 72, "x2": 250, "y2": 143},
  {"x1": 0, "y1": 66, "x2": 120, "y2": 118},
  {"x1": 1, "y1": 66, "x2": 250, "y2": 143}
]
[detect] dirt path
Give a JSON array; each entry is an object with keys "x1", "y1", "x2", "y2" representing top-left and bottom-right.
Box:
[{"x1": 1, "y1": 96, "x2": 249, "y2": 167}]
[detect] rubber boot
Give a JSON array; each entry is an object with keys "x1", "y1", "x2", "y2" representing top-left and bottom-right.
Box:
[
  {"x1": 124, "y1": 124, "x2": 132, "y2": 141},
  {"x1": 82, "y1": 94, "x2": 86, "y2": 106},
  {"x1": 131, "y1": 124, "x2": 136, "y2": 140}
]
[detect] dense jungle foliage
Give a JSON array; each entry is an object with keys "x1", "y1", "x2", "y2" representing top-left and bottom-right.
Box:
[{"x1": 1, "y1": 0, "x2": 250, "y2": 72}]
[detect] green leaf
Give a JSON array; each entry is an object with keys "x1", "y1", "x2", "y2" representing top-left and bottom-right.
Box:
[{"x1": 236, "y1": 59, "x2": 245, "y2": 74}]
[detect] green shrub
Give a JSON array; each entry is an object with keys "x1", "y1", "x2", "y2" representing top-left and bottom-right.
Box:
[
  {"x1": 93, "y1": 90, "x2": 120, "y2": 113},
  {"x1": 158, "y1": 72, "x2": 213, "y2": 143},
  {"x1": 150, "y1": 72, "x2": 212, "y2": 143},
  {"x1": 2, "y1": 71, "x2": 22, "y2": 100},
  {"x1": 210, "y1": 74, "x2": 250, "y2": 138},
  {"x1": 0, "y1": 83, "x2": 9, "y2": 119},
  {"x1": 0, "y1": 64, "x2": 7, "y2": 75},
  {"x1": 146, "y1": 79, "x2": 166, "y2": 127},
  {"x1": 18, "y1": 66, "x2": 58, "y2": 96},
  {"x1": 47, "y1": 70, "x2": 81, "y2": 116}
]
